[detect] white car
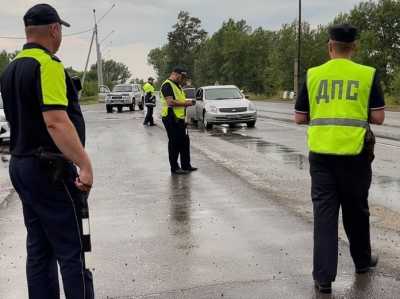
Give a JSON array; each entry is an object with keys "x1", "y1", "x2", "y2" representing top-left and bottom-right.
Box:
[
  {"x1": 183, "y1": 87, "x2": 196, "y2": 124},
  {"x1": 0, "y1": 94, "x2": 10, "y2": 144},
  {"x1": 186, "y1": 85, "x2": 257, "y2": 130},
  {"x1": 105, "y1": 84, "x2": 144, "y2": 113}
]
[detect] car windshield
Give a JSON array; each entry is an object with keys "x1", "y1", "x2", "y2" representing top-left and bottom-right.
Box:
[
  {"x1": 184, "y1": 88, "x2": 196, "y2": 99},
  {"x1": 113, "y1": 85, "x2": 132, "y2": 92},
  {"x1": 205, "y1": 88, "x2": 242, "y2": 100}
]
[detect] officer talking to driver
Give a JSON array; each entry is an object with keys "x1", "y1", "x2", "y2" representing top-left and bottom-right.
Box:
[
  {"x1": 0, "y1": 4, "x2": 94, "y2": 299},
  {"x1": 295, "y1": 24, "x2": 385, "y2": 294},
  {"x1": 160, "y1": 67, "x2": 198, "y2": 175}
]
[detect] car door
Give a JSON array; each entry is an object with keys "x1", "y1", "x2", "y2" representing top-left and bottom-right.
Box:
[{"x1": 195, "y1": 88, "x2": 204, "y2": 121}]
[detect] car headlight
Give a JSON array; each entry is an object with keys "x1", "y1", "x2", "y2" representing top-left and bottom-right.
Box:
[
  {"x1": 0, "y1": 114, "x2": 6, "y2": 122},
  {"x1": 208, "y1": 105, "x2": 218, "y2": 113},
  {"x1": 248, "y1": 102, "x2": 256, "y2": 112}
]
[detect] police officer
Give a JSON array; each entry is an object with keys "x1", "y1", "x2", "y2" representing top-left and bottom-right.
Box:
[
  {"x1": 161, "y1": 67, "x2": 197, "y2": 175},
  {"x1": 143, "y1": 77, "x2": 156, "y2": 126},
  {"x1": 294, "y1": 24, "x2": 385, "y2": 294},
  {"x1": 0, "y1": 4, "x2": 94, "y2": 298}
]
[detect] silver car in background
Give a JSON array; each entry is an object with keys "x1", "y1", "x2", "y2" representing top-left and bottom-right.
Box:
[
  {"x1": 105, "y1": 84, "x2": 144, "y2": 113},
  {"x1": 186, "y1": 85, "x2": 257, "y2": 130},
  {"x1": 0, "y1": 93, "x2": 10, "y2": 144}
]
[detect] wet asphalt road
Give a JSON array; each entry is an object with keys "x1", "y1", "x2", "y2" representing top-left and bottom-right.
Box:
[{"x1": 1, "y1": 102, "x2": 400, "y2": 298}]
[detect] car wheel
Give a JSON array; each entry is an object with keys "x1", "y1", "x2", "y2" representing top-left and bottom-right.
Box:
[
  {"x1": 106, "y1": 105, "x2": 113, "y2": 113},
  {"x1": 117, "y1": 106, "x2": 123, "y2": 113},
  {"x1": 129, "y1": 100, "x2": 135, "y2": 111},
  {"x1": 203, "y1": 111, "x2": 213, "y2": 130},
  {"x1": 247, "y1": 121, "x2": 256, "y2": 128}
]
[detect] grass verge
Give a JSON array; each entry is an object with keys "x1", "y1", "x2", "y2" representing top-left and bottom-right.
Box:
[
  {"x1": 384, "y1": 95, "x2": 400, "y2": 111},
  {"x1": 246, "y1": 93, "x2": 294, "y2": 103},
  {"x1": 248, "y1": 93, "x2": 400, "y2": 111},
  {"x1": 80, "y1": 96, "x2": 99, "y2": 105}
]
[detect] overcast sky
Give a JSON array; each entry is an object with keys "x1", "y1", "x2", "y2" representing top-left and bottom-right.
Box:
[{"x1": 0, "y1": 0, "x2": 366, "y2": 79}]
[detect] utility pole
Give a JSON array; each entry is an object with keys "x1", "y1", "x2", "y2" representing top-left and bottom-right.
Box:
[
  {"x1": 80, "y1": 4, "x2": 115, "y2": 94},
  {"x1": 94, "y1": 9, "x2": 104, "y2": 90},
  {"x1": 81, "y1": 30, "x2": 95, "y2": 93},
  {"x1": 295, "y1": 0, "x2": 302, "y2": 97}
]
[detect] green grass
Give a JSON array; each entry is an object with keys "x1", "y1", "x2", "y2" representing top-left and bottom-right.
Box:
[
  {"x1": 80, "y1": 96, "x2": 99, "y2": 105},
  {"x1": 246, "y1": 92, "x2": 293, "y2": 102},
  {"x1": 249, "y1": 93, "x2": 400, "y2": 109},
  {"x1": 381, "y1": 95, "x2": 400, "y2": 111}
]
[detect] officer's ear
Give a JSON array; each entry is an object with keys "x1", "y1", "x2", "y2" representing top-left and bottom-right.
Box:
[
  {"x1": 48, "y1": 23, "x2": 59, "y2": 38},
  {"x1": 327, "y1": 41, "x2": 333, "y2": 57},
  {"x1": 352, "y1": 42, "x2": 358, "y2": 54}
]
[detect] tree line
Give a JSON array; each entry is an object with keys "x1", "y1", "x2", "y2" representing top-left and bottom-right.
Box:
[{"x1": 148, "y1": 0, "x2": 400, "y2": 98}]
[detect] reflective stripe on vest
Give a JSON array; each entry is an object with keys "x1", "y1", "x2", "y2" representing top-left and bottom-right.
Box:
[
  {"x1": 307, "y1": 59, "x2": 375, "y2": 155},
  {"x1": 309, "y1": 118, "x2": 368, "y2": 128},
  {"x1": 160, "y1": 79, "x2": 186, "y2": 119}
]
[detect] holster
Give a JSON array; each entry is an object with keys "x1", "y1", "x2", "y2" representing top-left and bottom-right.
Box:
[
  {"x1": 36, "y1": 149, "x2": 92, "y2": 252},
  {"x1": 36, "y1": 149, "x2": 69, "y2": 183},
  {"x1": 364, "y1": 125, "x2": 375, "y2": 163}
]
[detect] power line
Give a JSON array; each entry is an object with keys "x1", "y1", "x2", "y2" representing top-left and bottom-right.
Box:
[
  {"x1": 0, "y1": 28, "x2": 93, "y2": 40},
  {"x1": 0, "y1": 36, "x2": 25, "y2": 40},
  {"x1": 97, "y1": 4, "x2": 116, "y2": 24},
  {"x1": 100, "y1": 30, "x2": 115, "y2": 44},
  {"x1": 64, "y1": 28, "x2": 93, "y2": 37}
]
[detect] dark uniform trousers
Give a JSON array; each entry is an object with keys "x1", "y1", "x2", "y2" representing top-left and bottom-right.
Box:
[
  {"x1": 309, "y1": 151, "x2": 372, "y2": 283},
  {"x1": 9, "y1": 156, "x2": 94, "y2": 299},
  {"x1": 144, "y1": 106, "x2": 154, "y2": 125},
  {"x1": 162, "y1": 115, "x2": 191, "y2": 171}
]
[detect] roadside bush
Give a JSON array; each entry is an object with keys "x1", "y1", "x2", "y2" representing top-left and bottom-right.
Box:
[
  {"x1": 386, "y1": 69, "x2": 400, "y2": 105},
  {"x1": 82, "y1": 80, "x2": 98, "y2": 97}
]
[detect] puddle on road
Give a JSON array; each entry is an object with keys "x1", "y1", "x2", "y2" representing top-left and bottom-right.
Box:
[
  {"x1": 208, "y1": 127, "x2": 400, "y2": 211},
  {"x1": 210, "y1": 127, "x2": 308, "y2": 170},
  {"x1": 370, "y1": 176, "x2": 400, "y2": 211}
]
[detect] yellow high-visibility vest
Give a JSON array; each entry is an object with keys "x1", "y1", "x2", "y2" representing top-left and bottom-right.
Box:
[
  {"x1": 307, "y1": 59, "x2": 375, "y2": 155},
  {"x1": 160, "y1": 79, "x2": 186, "y2": 119},
  {"x1": 143, "y1": 82, "x2": 155, "y2": 95}
]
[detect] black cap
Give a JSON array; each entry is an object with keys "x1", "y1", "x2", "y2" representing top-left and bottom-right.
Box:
[
  {"x1": 329, "y1": 24, "x2": 357, "y2": 43},
  {"x1": 172, "y1": 67, "x2": 188, "y2": 77},
  {"x1": 24, "y1": 4, "x2": 70, "y2": 28},
  {"x1": 148, "y1": 77, "x2": 155, "y2": 81}
]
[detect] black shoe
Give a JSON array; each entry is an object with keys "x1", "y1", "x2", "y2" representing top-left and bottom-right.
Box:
[
  {"x1": 183, "y1": 166, "x2": 198, "y2": 172},
  {"x1": 356, "y1": 255, "x2": 379, "y2": 274},
  {"x1": 314, "y1": 281, "x2": 332, "y2": 294},
  {"x1": 171, "y1": 169, "x2": 190, "y2": 175}
]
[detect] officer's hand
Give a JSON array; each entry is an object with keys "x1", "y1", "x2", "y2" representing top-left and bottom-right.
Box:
[
  {"x1": 184, "y1": 100, "x2": 194, "y2": 107},
  {"x1": 75, "y1": 166, "x2": 93, "y2": 192}
]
